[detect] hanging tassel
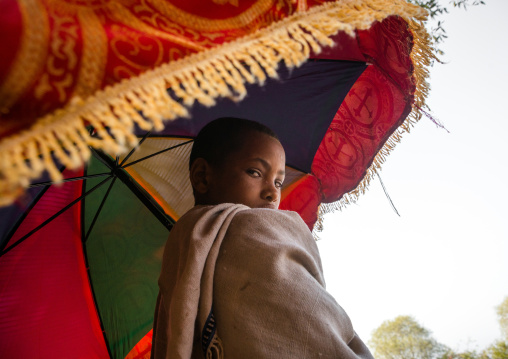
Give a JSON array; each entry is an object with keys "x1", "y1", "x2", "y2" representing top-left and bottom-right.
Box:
[
  {"x1": 374, "y1": 169, "x2": 400, "y2": 217},
  {"x1": 414, "y1": 104, "x2": 450, "y2": 133}
]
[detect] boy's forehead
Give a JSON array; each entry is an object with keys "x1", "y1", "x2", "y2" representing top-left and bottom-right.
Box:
[{"x1": 238, "y1": 132, "x2": 284, "y2": 155}]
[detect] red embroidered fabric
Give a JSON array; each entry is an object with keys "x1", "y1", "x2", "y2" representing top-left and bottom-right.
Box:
[
  {"x1": 0, "y1": 0, "x2": 297, "y2": 138},
  {"x1": 280, "y1": 16, "x2": 415, "y2": 228}
]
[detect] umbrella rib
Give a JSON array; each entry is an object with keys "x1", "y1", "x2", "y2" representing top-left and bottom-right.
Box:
[
  {"x1": 122, "y1": 139, "x2": 194, "y2": 169},
  {"x1": 1, "y1": 164, "x2": 67, "y2": 252},
  {"x1": 115, "y1": 167, "x2": 175, "y2": 229},
  {"x1": 0, "y1": 185, "x2": 52, "y2": 254},
  {"x1": 28, "y1": 172, "x2": 112, "y2": 188},
  {"x1": 78, "y1": 165, "x2": 115, "y2": 358},
  {"x1": 93, "y1": 149, "x2": 176, "y2": 230},
  {"x1": 0, "y1": 176, "x2": 113, "y2": 258},
  {"x1": 90, "y1": 147, "x2": 115, "y2": 170},
  {"x1": 119, "y1": 130, "x2": 152, "y2": 167},
  {"x1": 84, "y1": 176, "x2": 117, "y2": 242}
]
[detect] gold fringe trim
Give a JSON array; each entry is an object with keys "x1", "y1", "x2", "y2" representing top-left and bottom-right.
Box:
[
  {"x1": 0, "y1": 0, "x2": 428, "y2": 207},
  {"x1": 315, "y1": 16, "x2": 438, "y2": 230}
]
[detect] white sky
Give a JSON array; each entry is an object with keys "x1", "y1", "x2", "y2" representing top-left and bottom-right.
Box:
[{"x1": 318, "y1": 0, "x2": 508, "y2": 352}]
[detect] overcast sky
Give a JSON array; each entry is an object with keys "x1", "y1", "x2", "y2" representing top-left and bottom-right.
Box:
[{"x1": 318, "y1": 0, "x2": 508, "y2": 352}]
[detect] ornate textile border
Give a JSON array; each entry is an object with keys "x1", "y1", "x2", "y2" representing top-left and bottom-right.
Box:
[
  {"x1": 316, "y1": 17, "x2": 436, "y2": 227},
  {"x1": 0, "y1": 0, "x2": 431, "y2": 207}
]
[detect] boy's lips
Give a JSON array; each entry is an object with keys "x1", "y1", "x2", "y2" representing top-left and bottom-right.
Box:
[{"x1": 259, "y1": 203, "x2": 278, "y2": 209}]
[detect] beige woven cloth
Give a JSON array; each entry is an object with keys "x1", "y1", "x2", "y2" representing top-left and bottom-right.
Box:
[{"x1": 151, "y1": 203, "x2": 373, "y2": 359}]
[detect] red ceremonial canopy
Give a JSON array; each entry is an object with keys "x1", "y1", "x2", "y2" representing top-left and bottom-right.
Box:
[{"x1": 0, "y1": 0, "x2": 432, "y2": 213}]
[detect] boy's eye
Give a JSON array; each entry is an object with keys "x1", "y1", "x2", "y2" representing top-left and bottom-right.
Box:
[
  {"x1": 247, "y1": 169, "x2": 261, "y2": 177},
  {"x1": 275, "y1": 180, "x2": 283, "y2": 188}
]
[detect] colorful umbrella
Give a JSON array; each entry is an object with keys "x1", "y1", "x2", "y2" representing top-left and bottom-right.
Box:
[{"x1": 0, "y1": 0, "x2": 434, "y2": 358}]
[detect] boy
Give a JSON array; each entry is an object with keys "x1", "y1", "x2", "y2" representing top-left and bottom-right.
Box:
[{"x1": 151, "y1": 118, "x2": 373, "y2": 359}]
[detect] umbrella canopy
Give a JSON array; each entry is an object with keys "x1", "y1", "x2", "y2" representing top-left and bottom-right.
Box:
[{"x1": 0, "y1": 0, "x2": 435, "y2": 358}]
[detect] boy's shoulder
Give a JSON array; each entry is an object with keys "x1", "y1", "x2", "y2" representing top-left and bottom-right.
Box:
[
  {"x1": 232, "y1": 207, "x2": 304, "y2": 225},
  {"x1": 228, "y1": 207, "x2": 312, "y2": 240},
  {"x1": 174, "y1": 204, "x2": 308, "y2": 236},
  {"x1": 181, "y1": 204, "x2": 304, "y2": 223}
]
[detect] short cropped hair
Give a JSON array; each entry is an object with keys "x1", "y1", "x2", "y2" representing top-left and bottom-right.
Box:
[{"x1": 189, "y1": 117, "x2": 279, "y2": 170}]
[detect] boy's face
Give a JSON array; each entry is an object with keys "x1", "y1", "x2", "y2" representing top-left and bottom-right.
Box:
[{"x1": 207, "y1": 131, "x2": 286, "y2": 209}]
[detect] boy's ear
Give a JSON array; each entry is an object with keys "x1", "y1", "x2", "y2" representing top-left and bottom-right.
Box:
[{"x1": 189, "y1": 158, "x2": 213, "y2": 195}]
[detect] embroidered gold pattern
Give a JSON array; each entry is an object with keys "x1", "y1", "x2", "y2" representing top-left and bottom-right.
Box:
[
  {"x1": 0, "y1": 0, "x2": 50, "y2": 113},
  {"x1": 108, "y1": 1, "x2": 207, "y2": 52},
  {"x1": 33, "y1": 8, "x2": 79, "y2": 104},
  {"x1": 110, "y1": 25, "x2": 165, "y2": 71},
  {"x1": 213, "y1": 0, "x2": 239, "y2": 6},
  {"x1": 73, "y1": 9, "x2": 108, "y2": 99},
  {"x1": 146, "y1": 0, "x2": 276, "y2": 32},
  {"x1": 130, "y1": 0, "x2": 225, "y2": 47},
  {"x1": 296, "y1": 0, "x2": 307, "y2": 12}
]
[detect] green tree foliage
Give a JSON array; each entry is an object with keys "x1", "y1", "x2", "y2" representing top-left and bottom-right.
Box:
[
  {"x1": 439, "y1": 349, "x2": 490, "y2": 359},
  {"x1": 496, "y1": 297, "x2": 508, "y2": 340},
  {"x1": 371, "y1": 296, "x2": 508, "y2": 359},
  {"x1": 407, "y1": 0, "x2": 486, "y2": 53},
  {"x1": 434, "y1": 295, "x2": 508, "y2": 359},
  {"x1": 369, "y1": 315, "x2": 447, "y2": 359},
  {"x1": 436, "y1": 342, "x2": 508, "y2": 359},
  {"x1": 484, "y1": 340, "x2": 508, "y2": 359}
]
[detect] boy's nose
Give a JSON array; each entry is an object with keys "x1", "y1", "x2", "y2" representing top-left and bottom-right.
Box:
[{"x1": 262, "y1": 183, "x2": 279, "y2": 203}]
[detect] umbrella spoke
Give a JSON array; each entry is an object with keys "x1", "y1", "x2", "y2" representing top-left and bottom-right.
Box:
[
  {"x1": 0, "y1": 176, "x2": 113, "y2": 258},
  {"x1": 0, "y1": 186, "x2": 52, "y2": 254},
  {"x1": 115, "y1": 167, "x2": 175, "y2": 230},
  {"x1": 119, "y1": 130, "x2": 152, "y2": 167},
  {"x1": 90, "y1": 147, "x2": 115, "y2": 170},
  {"x1": 28, "y1": 172, "x2": 112, "y2": 188},
  {"x1": 122, "y1": 139, "x2": 194, "y2": 169},
  {"x1": 93, "y1": 149, "x2": 175, "y2": 230},
  {"x1": 84, "y1": 177, "x2": 117, "y2": 242}
]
